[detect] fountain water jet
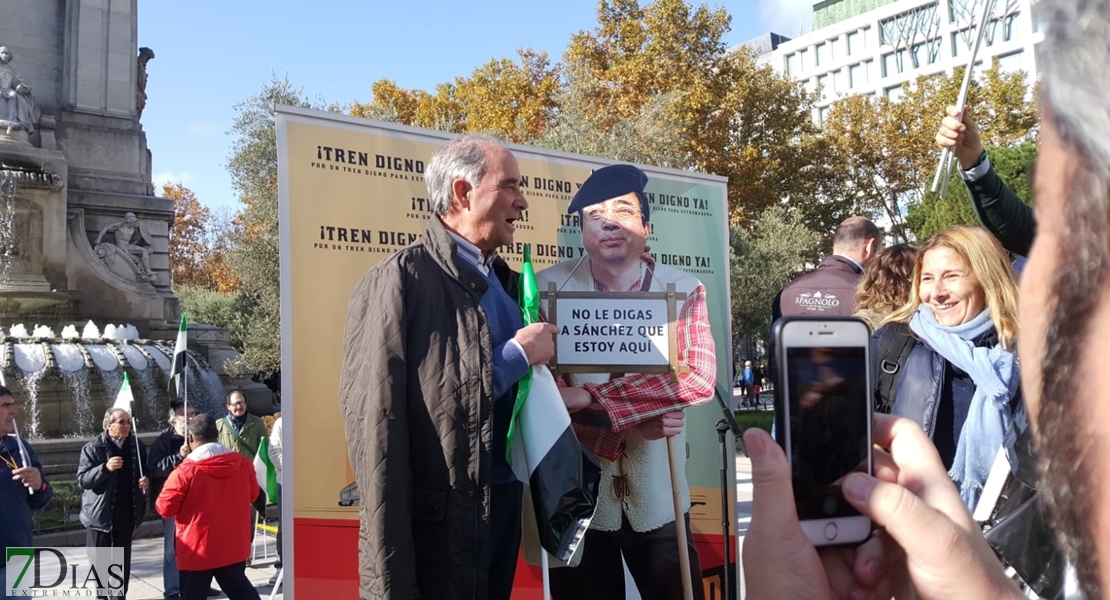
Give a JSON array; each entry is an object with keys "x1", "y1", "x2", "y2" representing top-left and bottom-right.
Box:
[{"x1": 0, "y1": 321, "x2": 231, "y2": 439}]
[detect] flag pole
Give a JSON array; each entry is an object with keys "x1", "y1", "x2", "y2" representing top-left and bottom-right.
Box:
[
  {"x1": 3, "y1": 367, "x2": 35, "y2": 496},
  {"x1": 12, "y1": 419, "x2": 34, "y2": 496},
  {"x1": 930, "y1": 0, "x2": 995, "y2": 197},
  {"x1": 541, "y1": 549, "x2": 551, "y2": 600},
  {"x1": 668, "y1": 436, "x2": 694, "y2": 600}
]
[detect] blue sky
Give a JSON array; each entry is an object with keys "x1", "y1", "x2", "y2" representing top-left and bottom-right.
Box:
[{"x1": 138, "y1": 0, "x2": 814, "y2": 210}]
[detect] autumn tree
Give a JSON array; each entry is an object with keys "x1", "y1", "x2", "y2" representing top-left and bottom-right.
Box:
[
  {"x1": 730, "y1": 205, "x2": 820, "y2": 341},
  {"x1": 563, "y1": 0, "x2": 731, "y2": 127},
  {"x1": 351, "y1": 49, "x2": 561, "y2": 143},
  {"x1": 166, "y1": 182, "x2": 212, "y2": 288},
  {"x1": 822, "y1": 59, "x2": 1037, "y2": 243},
  {"x1": 821, "y1": 94, "x2": 923, "y2": 242},
  {"x1": 165, "y1": 182, "x2": 240, "y2": 292},
  {"x1": 563, "y1": 1, "x2": 835, "y2": 226},
  {"x1": 704, "y1": 49, "x2": 841, "y2": 225},
  {"x1": 536, "y1": 82, "x2": 692, "y2": 167}
]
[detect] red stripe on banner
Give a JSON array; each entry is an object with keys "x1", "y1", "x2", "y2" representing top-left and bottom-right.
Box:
[
  {"x1": 293, "y1": 518, "x2": 736, "y2": 599},
  {"x1": 293, "y1": 518, "x2": 359, "y2": 598}
]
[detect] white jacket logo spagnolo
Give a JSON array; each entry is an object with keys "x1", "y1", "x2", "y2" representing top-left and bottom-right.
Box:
[{"x1": 795, "y1": 290, "x2": 841, "y2": 308}]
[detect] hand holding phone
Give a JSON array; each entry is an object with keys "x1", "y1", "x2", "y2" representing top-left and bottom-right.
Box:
[{"x1": 773, "y1": 317, "x2": 873, "y2": 547}]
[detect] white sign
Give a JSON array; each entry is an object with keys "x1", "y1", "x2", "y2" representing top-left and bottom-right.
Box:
[{"x1": 554, "y1": 296, "x2": 671, "y2": 369}]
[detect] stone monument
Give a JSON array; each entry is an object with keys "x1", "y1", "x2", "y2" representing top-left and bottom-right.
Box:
[{"x1": 0, "y1": 1, "x2": 270, "y2": 423}]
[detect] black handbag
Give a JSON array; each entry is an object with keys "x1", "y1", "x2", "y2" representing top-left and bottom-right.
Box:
[{"x1": 980, "y1": 422, "x2": 1065, "y2": 599}]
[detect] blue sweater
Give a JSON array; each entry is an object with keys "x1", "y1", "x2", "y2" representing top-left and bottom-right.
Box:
[
  {"x1": 464, "y1": 262, "x2": 529, "y2": 485},
  {"x1": 0, "y1": 436, "x2": 52, "y2": 551}
]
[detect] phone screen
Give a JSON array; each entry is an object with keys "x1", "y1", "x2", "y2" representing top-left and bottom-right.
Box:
[{"x1": 786, "y1": 346, "x2": 870, "y2": 519}]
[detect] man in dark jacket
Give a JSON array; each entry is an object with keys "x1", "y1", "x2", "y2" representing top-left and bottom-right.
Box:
[
  {"x1": 772, "y1": 216, "x2": 881, "y2": 322},
  {"x1": 149, "y1": 401, "x2": 195, "y2": 600},
  {"x1": 338, "y1": 134, "x2": 558, "y2": 600},
  {"x1": 770, "y1": 217, "x2": 881, "y2": 378},
  {"x1": 1, "y1": 386, "x2": 52, "y2": 600},
  {"x1": 77, "y1": 408, "x2": 149, "y2": 599}
]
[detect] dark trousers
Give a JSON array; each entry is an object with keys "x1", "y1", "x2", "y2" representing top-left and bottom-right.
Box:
[
  {"x1": 180, "y1": 562, "x2": 260, "y2": 600},
  {"x1": 549, "y1": 514, "x2": 705, "y2": 600},
  {"x1": 86, "y1": 526, "x2": 134, "y2": 599},
  {"x1": 489, "y1": 481, "x2": 523, "y2": 600}
]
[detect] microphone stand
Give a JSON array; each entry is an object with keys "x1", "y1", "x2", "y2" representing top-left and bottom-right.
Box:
[{"x1": 713, "y1": 387, "x2": 743, "y2": 600}]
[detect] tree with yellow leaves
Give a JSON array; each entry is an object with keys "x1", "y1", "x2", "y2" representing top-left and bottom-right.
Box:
[
  {"x1": 351, "y1": 49, "x2": 560, "y2": 143},
  {"x1": 164, "y1": 182, "x2": 239, "y2": 292},
  {"x1": 821, "y1": 59, "x2": 1037, "y2": 243}
]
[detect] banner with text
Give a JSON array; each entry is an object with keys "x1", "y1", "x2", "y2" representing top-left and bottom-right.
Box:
[{"x1": 278, "y1": 106, "x2": 734, "y2": 599}]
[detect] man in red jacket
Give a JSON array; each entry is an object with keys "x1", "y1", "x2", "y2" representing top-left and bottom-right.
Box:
[{"x1": 156, "y1": 414, "x2": 264, "y2": 600}]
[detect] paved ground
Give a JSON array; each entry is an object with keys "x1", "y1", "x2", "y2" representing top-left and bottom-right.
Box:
[
  {"x1": 121, "y1": 387, "x2": 763, "y2": 599},
  {"x1": 731, "y1": 385, "x2": 771, "y2": 599},
  {"x1": 125, "y1": 532, "x2": 282, "y2": 600}
]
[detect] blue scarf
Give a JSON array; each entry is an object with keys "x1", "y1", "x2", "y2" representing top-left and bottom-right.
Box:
[
  {"x1": 909, "y1": 306, "x2": 1018, "y2": 510},
  {"x1": 229, "y1": 412, "x2": 248, "y2": 433}
]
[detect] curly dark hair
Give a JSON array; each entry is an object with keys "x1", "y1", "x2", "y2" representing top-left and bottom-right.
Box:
[{"x1": 853, "y1": 243, "x2": 917, "y2": 317}]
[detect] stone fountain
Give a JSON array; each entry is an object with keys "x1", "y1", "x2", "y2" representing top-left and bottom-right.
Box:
[
  {"x1": 1, "y1": 321, "x2": 227, "y2": 438},
  {"x1": 0, "y1": 5, "x2": 271, "y2": 442}
]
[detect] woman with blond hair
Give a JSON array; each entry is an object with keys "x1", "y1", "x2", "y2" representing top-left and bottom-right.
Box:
[
  {"x1": 853, "y1": 243, "x2": 917, "y2": 330},
  {"x1": 874, "y1": 226, "x2": 1021, "y2": 508}
]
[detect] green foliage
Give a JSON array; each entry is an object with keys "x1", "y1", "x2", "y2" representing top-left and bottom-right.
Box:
[
  {"x1": 733, "y1": 409, "x2": 774, "y2": 434},
  {"x1": 535, "y1": 85, "x2": 692, "y2": 168},
  {"x1": 225, "y1": 74, "x2": 338, "y2": 376},
  {"x1": 33, "y1": 480, "x2": 81, "y2": 534},
  {"x1": 730, "y1": 205, "x2": 820, "y2": 341},
  {"x1": 906, "y1": 143, "x2": 1037, "y2": 241},
  {"x1": 174, "y1": 285, "x2": 251, "y2": 375}
]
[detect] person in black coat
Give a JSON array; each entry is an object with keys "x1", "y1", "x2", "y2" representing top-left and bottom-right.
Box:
[
  {"x1": 149, "y1": 401, "x2": 195, "y2": 600},
  {"x1": 77, "y1": 408, "x2": 150, "y2": 599}
]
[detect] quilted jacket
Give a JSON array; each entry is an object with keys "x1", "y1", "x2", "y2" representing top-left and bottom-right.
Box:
[
  {"x1": 339, "y1": 216, "x2": 518, "y2": 599},
  {"x1": 76, "y1": 432, "x2": 148, "y2": 533}
]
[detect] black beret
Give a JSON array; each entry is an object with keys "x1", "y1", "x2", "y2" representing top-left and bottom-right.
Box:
[{"x1": 567, "y1": 164, "x2": 650, "y2": 222}]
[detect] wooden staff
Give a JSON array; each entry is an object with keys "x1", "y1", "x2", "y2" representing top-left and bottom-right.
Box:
[{"x1": 667, "y1": 435, "x2": 695, "y2": 600}]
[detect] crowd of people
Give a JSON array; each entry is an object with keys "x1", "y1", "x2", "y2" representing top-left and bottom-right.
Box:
[
  {"x1": 6, "y1": 1, "x2": 1110, "y2": 598},
  {"x1": 2, "y1": 388, "x2": 275, "y2": 600}
]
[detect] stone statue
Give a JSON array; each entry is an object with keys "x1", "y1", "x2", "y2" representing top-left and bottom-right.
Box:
[
  {"x1": 94, "y1": 212, "x2": 156, "y2": 282},
  {"x1": 0, "y1": 46, "x2": 35, "y2": 135},
  {"x1": 136, "y1": 47, "x2": 154, "y2": 119}
]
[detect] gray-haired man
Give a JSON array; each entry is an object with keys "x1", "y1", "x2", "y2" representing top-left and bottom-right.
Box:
[{"x1": 339, "y1": 134, "x2": 557, "y2": 600}]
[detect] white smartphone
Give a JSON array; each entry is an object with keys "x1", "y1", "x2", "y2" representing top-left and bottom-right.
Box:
[{"x1": 772, "y1": 317, "x2": 873, "y2": 547}]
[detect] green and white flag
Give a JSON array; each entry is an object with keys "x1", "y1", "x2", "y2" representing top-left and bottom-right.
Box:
[
  {"x1": 168, "y1": 313, "x2": 188, "y2": 396},
  {"x1": 253, "y1": 436, "x2": 279, "y2": 505},
  {"x1": 112, "y1": 372, "x2": 134, "y2": 415},
  {"x1": 112, "y1": 373, "x2": 145, "y2": 480},
  {"x1": 507, "y1": 244, "x2": 600, "y2": 563}
]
